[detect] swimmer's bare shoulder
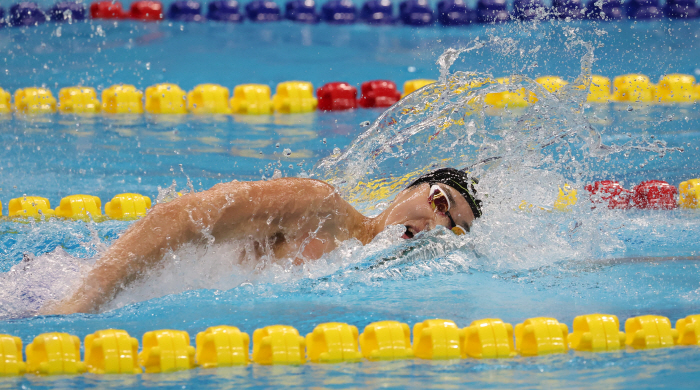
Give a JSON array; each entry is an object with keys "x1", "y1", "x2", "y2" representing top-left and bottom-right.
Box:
[
  {"x1": 205, "y1": 177, "x2": 352, "y2": 238},
  {"x1": 41, "y1": 177, "x2": 366, "y2": 315}
]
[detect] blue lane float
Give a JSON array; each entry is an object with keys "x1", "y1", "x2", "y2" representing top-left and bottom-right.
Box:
[
  {"x1": 49, "y1": 1, "x2": 87, "y2": 22},
  {"x1": 321, "y1": 0, "x2": 357, "y2": 24},
  {"x1": 360, "y1": 0, "x2": 395, "y2": 24},
  {"x1": 513, "y1": 0, "x2": 545, "y2": 20},
  {"x1": 551, "y1": 0, "x2": 585, "y2": 19},
  {"x1": 285, "y1": 0, "x2": 320, "y2": 23},
  {"x1": 476, "y1": 0, "x2": 510, "y2": 23},
  {"x1": 9, "y1": 2, "x2": 47, "y2": 27},
  {"x1": 246, "y1": 0, "x2": 282, "y2": 22},
  {"x1": 437, "y1": 0, "x2": 472, "y2": 26},
  {"x1": 399, "y1": 0, "x2": 434, "y2": 26},
  {"x1": 664, "y1": 0, "x2": 700, "y2": 18},
  {"x1": 208, "y1": 0, "x2": 244, "y2": 21},
  {"x1": 626, "y1": 0, "x2": 663, "y2": 19},
  {"x1": 169, "y1": 0, "x2": 204, "y2": 21},
  {"x1": 586, "y1": 0, "x2": 624, "y2": 20}
]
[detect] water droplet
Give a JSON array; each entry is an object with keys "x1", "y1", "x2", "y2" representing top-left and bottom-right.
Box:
[
  {"x1": 360, "y1": 121, "x2": 371, "y2": 127},
  {"x1": 283, "y1": 148, "x2": 292, "y2": 156},
  {"x1": 626, "y1": 105, "x2": 633, "y2": 111}
]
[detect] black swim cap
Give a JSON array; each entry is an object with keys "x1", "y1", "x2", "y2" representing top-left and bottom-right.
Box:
[{"x1": 407, "y1": 168, "x2": 483, "y2": 219}]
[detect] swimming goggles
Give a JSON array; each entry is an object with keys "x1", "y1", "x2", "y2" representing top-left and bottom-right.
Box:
[{"x1": 428, "y1": 185, "x2": 468, "y2": 236}]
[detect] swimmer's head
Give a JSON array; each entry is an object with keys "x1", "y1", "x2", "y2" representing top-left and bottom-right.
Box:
[{"x1": 379, "y1": 168, "x2": 482, "y2": 239}]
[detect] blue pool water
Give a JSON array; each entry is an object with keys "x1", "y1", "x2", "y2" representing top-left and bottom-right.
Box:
[{"x1": 1, "y1": 10, "x2": 700, "y2": 389}]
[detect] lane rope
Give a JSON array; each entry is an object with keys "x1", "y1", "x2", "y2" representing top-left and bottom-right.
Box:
[
  {"x1": 2, "y1": 74, "x2": 700, "y2": 117},
  {"x1": 2, "y1": 314, "x2": 699, "y2": 375}
]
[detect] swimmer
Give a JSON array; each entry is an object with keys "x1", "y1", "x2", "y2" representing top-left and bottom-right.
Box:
[{"x1": 43, "y1": 168, "x2": 481, "y2": 315}]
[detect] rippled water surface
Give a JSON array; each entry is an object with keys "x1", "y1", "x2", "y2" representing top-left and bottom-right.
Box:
[{"x1": 1, "y1": 14, "x2": 700, "y2": 389}]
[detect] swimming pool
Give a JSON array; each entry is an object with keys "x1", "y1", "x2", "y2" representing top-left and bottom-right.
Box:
[{"x1": 1, "y1": 3, "x2": 700, "y2": 388}]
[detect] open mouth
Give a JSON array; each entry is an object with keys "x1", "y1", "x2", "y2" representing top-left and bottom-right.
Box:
[{"x1": 402, "y1": 225, "x2": 415, "y2": 239}]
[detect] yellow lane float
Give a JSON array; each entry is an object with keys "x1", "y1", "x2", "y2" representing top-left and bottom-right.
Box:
[
  {"x1": 588, "y1": 75, "x2": 612, "y2": 102},
  {"x1": 625, "y1": 315, "x2": 678, "y2": 349},
  {"x1": 402, "y1": 79, "x2": 438, "y2": 97},
  {"x1": 59, "y1": 87, "x2": 101, "y2": 114},
  {"x1": 253, "y1": 325, "x2": 306, "y2": 365},
  {"x1": 105, "y1": 193, "x2": 152, "y2": 220},
  {"x1": 0, "y1": 88, "x2": 11, "y2": 114},
  {"x1": 656, "y1": 74, "x2": 699, "y2": 103},
  {"x1": 553, "y1": 184, "x2": 578, "y2": 211},
  {"x1": 102, "y1": 84, "x2": 144, "y2": 114},
  {"x1": 484, "y1": 77, "x2": 537, "y2": 108},
  {"x1": 536, "y1": 76, "x2": 568, "y2": 94},
  {"x1": 569, "y1": 314, "x2": 626, "y2": 352},
  {"x1": 145, "y1": 83, "x2": 188, "y2": 114},
  {"x1": 676, "y1": 315, "x2": 700, "y2": 346},
  {"x1": 187, "y1": 84, "x2": 231, "y2": 114},
  {"x1": 463, "y1": 318, "x2": 516, "y2": 359},
  {"x1": 679, "y1": 179, "x2": 700, "y2": 209},
  {"x1": 0, "y1": 334, "x2": 26, "y2": 376},
  {"x1": 272, "y1": 81, "x2": 317, "y2": 114},
  {"x1": 612, "y1": 74, "x2": 655, "y2": 103},
  {"x1": 54, "y1": 194, "x2": 102, "y2": 220},
  {"x1": 14, "y1": 88, "x2": 57, "y2": 114},
  {"x1": 231, "y1": 84, "x2": 274, "y2": 115},
  {"x1": 8, "y1": 196, "x2": 54, "y2": 218},
  {"x1": 196, "y1": 326, "x2": 250, "y2": 367},
  {"x1": 359, "y1": 321, "x2": 414, "y2": 361},
  {"x1": 515, "y1": 317, "x2": 569, "y2": 356},
  {"x1": 139, "y1": 330, "x2": 195, "y2": 373},
  {"x1": 26, "y1": 332, "x2": 86, "y2": 375},
  {"x1": 306, "y1": 322, "x2": 362, "y2": 363},
  {"x1": 413, "y1": 319, "x2": 464, "y2": 360},
  {"x1": 84, "y1": 329, "x2": 141, "y2": 374}
]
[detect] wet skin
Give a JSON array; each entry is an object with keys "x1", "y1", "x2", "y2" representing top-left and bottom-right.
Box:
[{"x1": 43, "y1": 178, "x2": 476, "y2": 315}]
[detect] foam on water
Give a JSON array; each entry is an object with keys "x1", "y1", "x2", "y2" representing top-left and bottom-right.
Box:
[{"x1": 0, "y1": 220, "x2": 114, "y2": 318}]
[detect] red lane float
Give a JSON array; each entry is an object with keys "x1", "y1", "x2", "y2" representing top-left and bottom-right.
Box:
[
  {"x1": 585, "y1": 180, "x2": 632, "y2": 209},
  {"x1": 130, "y1": 1, "x2": 164, "y2": 21},
  {"x1": 359, "y1": 80, "x2": 401, "y2": 108},
  {"x1": 90, "y1": 1, "x2": 130, "y2": 19},
  {"x1": 317, "y1": 82, "x2": 358, "y2": 111},
  {"x1": 586, "y1": 180, "x2": 680, "y2": 210},
  {"x1": 632, "y1": 180, "x2": 678, "y2": 210}
]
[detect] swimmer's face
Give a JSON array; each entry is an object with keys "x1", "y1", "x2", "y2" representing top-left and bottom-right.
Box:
[{"x1": 381, "y1": 183, "x2": 476, "y2": 239}]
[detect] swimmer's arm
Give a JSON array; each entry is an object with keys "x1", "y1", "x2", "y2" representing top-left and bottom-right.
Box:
[
  {"x1": 43, "y1": 178, "x2": 346, "y2": 315},
  {"x1": 42, "y1": 192, "x2": 207, "y2": 315}
]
